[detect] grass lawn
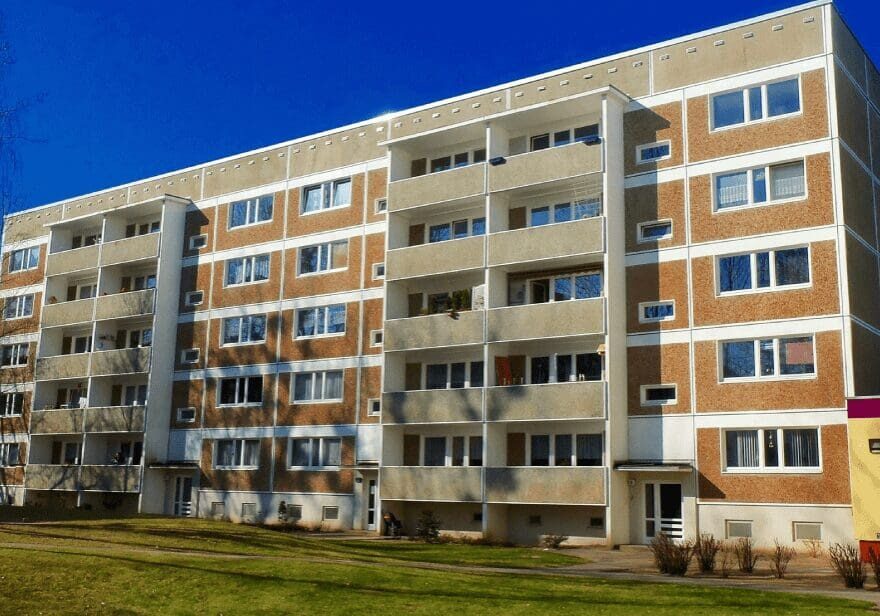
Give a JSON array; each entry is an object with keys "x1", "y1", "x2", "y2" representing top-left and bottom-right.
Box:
[{"x1": 0, "y1": 516, "x2": 873, "y2": 615}]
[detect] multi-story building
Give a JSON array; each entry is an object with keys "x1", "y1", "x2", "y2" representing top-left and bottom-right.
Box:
[{"x1": 2, "y1": 1, "x2": 879, "y2": 547}]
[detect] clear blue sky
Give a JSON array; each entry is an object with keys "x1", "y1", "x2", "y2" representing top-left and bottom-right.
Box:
[{"x1": 4, "y1": 0, "x2": 878, "y2": 210}]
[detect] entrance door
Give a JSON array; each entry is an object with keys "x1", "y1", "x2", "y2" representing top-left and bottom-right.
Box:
[
  {"x1": 366, "y1": 479, "x2": 377, "y2": 531},
  {"x1": 644, "y1": 482, "x2": 682, "y2": 541},
  {"x1": 173, "y1": 476, "x2": 193, "y2": 517}
]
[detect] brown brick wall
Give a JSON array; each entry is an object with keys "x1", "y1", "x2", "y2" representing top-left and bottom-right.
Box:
[
  {"x1": 174, "y1": 321, "x2": 207, "y2": 371},
  {"x1": 283, "y1": 236, "x2": 362, "y2": 298},
  {"x1": 625, "y1": 180, "x2": 686, "y2": 253},
  {"x1": 627, "y1": 343, "x2": 691, "y2": 416},
  {"x1": 207, "y1": 312, "x2": 280, "y2": 368},
  {"x1": 286, "y1": 175, "x2": 364, "y2": 238},
  {"x1": 214, "y1": 190, "x2": 286, "y2": 252},
  {"x1": 211, "y1": 250, "x2": 282, "y2": 309},
  {"x1": 276, "y1": 368, "x2": 357, "y2": 426},
  {"x1": 364, "y1": 168, "x2": 388, "y2": 225},
  {"x1": 179, "y1": 264, "x2": 213, "y2": 314},
  {"x1": 624, "y1": 101, "x2": 684, "y2": 176},
  {"x1": 203, "y1": 374, "x2": 277, "y2": 429},
  {"x1": 359, "y1": 365, "x2": 382, "y2": 424},
  {"x1": 171, "y1": 380, "x2": 204, "y2": 429},
  {"x1": 361, "y1": 298, "x2": 384, "y2": 355},
  {"x1": 272, "y1": 437, "x2": 355, "y2": 494},
  {"x1": 362, "y1": 232, "x2": 386, "y2": 290},
  {"x1": 200, "y1": 437, "x2": 272, "y2": 492},
  {"x1": 626, "y1": 260, "x2": 690, "y2": 333},
  {"x1": 1, "y1": 245, "x2": 45, "y2": 290},
  {"x1": 182, "y1": 208, "x2": 216, "y2": 258}
]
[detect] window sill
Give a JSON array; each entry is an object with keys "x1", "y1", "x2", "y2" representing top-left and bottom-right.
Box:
[
  {"x1": 719, "y1": 374, "x2": 816, "y2": 384},
  {"x1": 722, "y1": 467, "x2": 822, "y2": 475},
  {"x1": 220, "y1": 341, "x2": 267, "y2": 348},
  {"x1": 216, "y1": 403, "x2": 264, "y2": 409},
  {"x1": 294, "y1": 332, "x2": 346, "y2": 341},
  {"x1": 223, "y1": 279, "x2": 270, "y2": 289},
  {"x1": 227, "y1": 219, "x2": 274, "y2": 232},
  {"x1": 297, "y1": 267, "x2": 347, "y2": 278},
  {"x1": 714, "y1": 194, "x2": 808, "y2": 214},
  {"x1": 717, "y1": 282, "x2": 812, "y2": 297},
  {"x1": 300, "y1": 204, "x2": 351, "y2": 217},
  {"x1": 213, "y1": 466, "x2": 259, "y2": 471},
  {"x1": 286, "y1": 466, "x2": 341, "y2": 471},
  {"x1": 291, "y1": 399, "x2": 343, "y2": 405},
  {"x1": 709, "y1": 109, "x2": 803, "y2": 134}
]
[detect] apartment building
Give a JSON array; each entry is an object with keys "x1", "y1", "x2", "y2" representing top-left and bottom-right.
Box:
[{"x1": 1, "y1": 1, "x2": 879, "y2": 548}]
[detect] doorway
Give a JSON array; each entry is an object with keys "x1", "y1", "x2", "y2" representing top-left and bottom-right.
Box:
[
  {"x1": 173, "y1": 476, "x2": 193, "y2": 517},
  {"x1": 366, "y1": 479, "x2": 377, "y2": 531},
  {"x1": 644, "y1": 482, "x2": 682, "y2": 541}
]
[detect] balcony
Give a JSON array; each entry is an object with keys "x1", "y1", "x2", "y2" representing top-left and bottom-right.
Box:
[
  {"x1": 487, "y1": 381, "x2": 605, "y2": 422},
  {"x1": 90, "y1": 347, "x2": 151, "y2": 376},
  {"x1": 41, "y1": 298, "x2": 95, "y2": 328},
  {"x1": 25, "y1": 464, "x2": 80, "y2": 491},
  {"x1": 487, "y1": 217, "x2": 604, "y2": 267},
  {"x1": 35, "y1": 354, "x2": 89, "y2": 381},
  {"x1": 84, "y1": 406, "x2": 146, "y2": 433},
  {"x1": 45, "y1": 245, "x2": 99, "y2": 276},
  {"x1": 383, "y1": 389, "x2": 484, "y2": 424},
  {"x1": 488, "y1": 142, "x2": 602, "y2": 193},
  {"x1": 484, "y1": 467, "x2": 606, "y2": 505},
  {"x1": 95, "y1": 289, "x2": 155, "y2": 321},
  {"x1": 100, "y1": 233, "x2": 160, "y2": 267},
  {"x1": 388, "y1": 164, "x2": 485, "y2": 212},
  {"x1": 385, "y1": 310, "x2": 484, "y2": 351},
  {"x1": 487, "y1": 298, "x2": 604, "y2": 342},
  {"x1": 30, "y1": 408, "x2": 85, "y2": 434},
  {"x1": 386, "y1": 236, "x2": 485, "y2": 281},
  {"x1": 80, "y1": 465, "x2": 142, "y2": 492},
  {"x1": 382, "y1": 466, "x2": 482, "y2": 502}
]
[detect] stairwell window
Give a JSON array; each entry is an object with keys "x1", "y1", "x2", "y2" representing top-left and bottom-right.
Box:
[
  {"x1": 0, "y1": 344, "x2": 28, "y2": 367},
  {"x1": 218, "y1": 376, "x2": 263, "y2": 406},
  {"x1": 214, "y1": 439, "x2": 259, "y2": 469},
  {"x1": 724, "y1": 427, "x2": 820, "y2": 472},
  {"x1": 295, "y1": 304, "x2": 346, "y2": 338},
  {"x1": 299, "y1": 241, "x2": 348, "y2": 275},
  {"x1": 225, "y1": 255, "x2": 270, "y2": 286},
  {"x1": 0, "y1": 443, "x2": 20, "y2": 467},
  {"x1": 636, "y1": 141, "x2": 672, "y2": 164},
  {"x1": 229, "y1": 195, "x2": 273, "y2": 228},
  {"x1": 714, "y1": 161, "x2": 805, "y2": 210},
  {"x1": 289, "y1": 437, "x2": 341, "y2": 468},
  {"x1": 9, "y1": 247, "x2": 39, "y2": 273},
  {"x1": 637, "y1": 220, "x2": 673, "y2": 243},
  {"x1": 302, "y1": 178, "x2": 351, "y2": 214},
  {"x1": 222, "y1": 314, "x2": 267, "y2": 345},
  {"x1": 0, "y1": 392, "x2": 23, "y2": 416},
  {"x1": 717, "y1": 247, "x2": 810, "y2": 294},
  {"x1": 720, "y1": 335, "x2": 815, "y2": 381},
  {"x1": 639, "y1": 301, "x2": 675, "y2": 323},
  {"x1": 292, "y1": 370, "x2": 343, "y2": 403},
  {"x1": 4, "y1": 294, "x2": 34, "y2": 319},
  {"x1": 711, "y1": 76, "x2": 801, "y2": 130},
  {"x1": 185, "y1": 291, "x2": 204, "y2": 307},
  {"x1": 640, "y1": 384, "x2": 677, "y2": 406}
]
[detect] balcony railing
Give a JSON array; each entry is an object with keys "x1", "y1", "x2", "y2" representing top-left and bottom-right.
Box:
[
  {"x1": 488, "y1": 142, "x2": 602, "y2": 193},
  {"x1": 35, "y1": 354, "x2": 90, "y2": 381},
  {"x1": 41, "y1": 298, "x2": 95, "y2": 328},
  {"x1": 487, "y1": 217, "x2": 604, "y2": 267},
  {"x1": 487, "y1": 298, "x2": 604, "y2": 342},
  {"x1": 45, "y1": 244, "x2": 99, "y2": 276},
  {"x1": 382, "y1": 388, "x2": 484, "y2": 424},
  {"x1": 90, "y1": 347, "x2": 151, "y2": 376},
  {"x1": 385, "y1": 235, "x2": 485, "y2": 281},
  {"x1": 486, "y1": 381, "x2": 605, "y2": 421},
  {"x1": 24, "y1": 464, "x2": 80, "y2": 491},
  {"x1": 32, "y1": 406, "x2": 146, "y2": 434},
  {"x1": 95, "y1": 289, "x2": 155, "y2": 321},
  {"x1": 381, "y1": 466, "x2": 482, "y2": 502},
  {"x1": 100, "y1": 233, "x2": 160, "y2": 267},
  {"x1": 388, "y1": 164, "x2": 485, "y2": 212},
  {"x1": 484, "y1": 467, "x2": 606, "y2": 505},
  {"x1": 384, "y1": 310, "x2": 484, "y2": 351},
  {"x1": 25, "y1": 464, "x2": 142, "y2": 492}
]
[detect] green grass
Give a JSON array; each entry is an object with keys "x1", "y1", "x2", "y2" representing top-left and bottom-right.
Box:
[{"x1": 0, "y1": 516, "x2": 872, "y2": 615}]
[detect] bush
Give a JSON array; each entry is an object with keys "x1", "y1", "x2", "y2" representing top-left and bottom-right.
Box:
[
  {"x1": 414, "y1": 510, "x2": 442, "y2": 543},
  {"x1": 719, "y1": 544, "x2": 733, "y2": 578},
  {"x1": 649, "y1": 533, "x2": 694, "y2": 576},
  {"x1": 829, "y1": 543, "x2": 866, "y2": 588},
  {"x1": 769, "y1": 540, "x2": 795, "y2": 579},
  {"x1": 866, "y1": 547, "x2": 880, "y2": 589},
  {"x1": 802, "y1": 538, "x2": 823, "y2": 558},
  {"x1": 540, "y1": 534, "x2": 568, "y2": 549},
  {"x1": 734, "y1": 537, "x2": 759, "y2": 574},
  {"x1": 694, "y1": 533, "x2": 722, "y2": 573}
]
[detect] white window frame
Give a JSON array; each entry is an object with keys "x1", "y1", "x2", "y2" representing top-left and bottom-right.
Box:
[
  {"x1": 228, "y1": 195, "x2": 274, "y2": 229},
  {"x1": 188, "y1": 234, "x2": 208, "y2": 250},
  {"x1": 523, "y1": 431, "x2": 604, "y2": 467},
  {"x1": 367, "y1": 398, "x2": 381, "y2": 417},
  {"x1": 635, "y1": 140, "x2": 672, "y2": 165},
  {"x1": 424, "y1": 215, "x2": 487, "y2": 243},
  {"x1": 427, "y1": 147, "x2": 487, "y2": 175},
  {"x1": 725, "y1": 520, "x2": 753, "y2": 539},
  {"x1": 4, "y1": 294, "x2": 34, "y2": 320},
  {"x1": 224, "y1": 254, "x2": 270, "y2": 287},
  {"x1": 294, "y1": 304, "x2": 346, "y2": 339},
  {"x1": 370, "y1": 329, "x2": 383, "y2": 347},
  {"x1": 512, "y1": 270, "x2": 604, "y2": 306},
  {"x1": 718, "y1": 335, "x2": 817, "y2": 383},
  {"x1": 291, "y1": 370, "x2": 344, "y2": 404},
  {"x1": 372, "y1": 262, "x2": 385, "y2": 280},
  {"x1": 715, "y1": 246, "x2": 812, "y2": 296},
  {"x1": 423, "y1": 360, "x2": 485, "y2": 390},
  {"x1": 710, "y1": 76, "x2": 803, "y2": 132},
  {"x1": 1, "y1": 343, "x2": 29, "y2": 368},
  {"x1": 793, "y1": 521, "x2": 823, "y2": 542},
  {"x1": 213, "y1": 438, "x2": 260, "y2": 470},
  {"x1": 0, "y1": 443, "x2": 20, "y2": 467},
  {"x1": 420, "y1": 434, "x2": 485, "y2": 467},
  {"x1": 176, "y1": 407, "x2": 197, "y2": 423},
  {"x1": 180, "y1": 349, "x2": 200, "y2": 364},
  {"x1": 323, "y1": 506, "x2": 340, "y2": 521},
  {"x1": 525, "y1": 196, "x2": 603, "y2": 228},
  {"x1": 640, "y1": 384, "x2": 677, "y2": 407},
  {"x1": 638, "y1": 300, "x2": 676, "y2": 324},
  {"x1": 297, "y1": 241, "x2": 348, "y2": 276},
  {"x1": 374, "y1": 198, "x2": 387, "y2": 214},
  {"x1": 9, "y1": 246, "x2": 40, "y2": 273},
  {"x1": 722, "y1": 426, "x2": 822, "y2": 474},
  {"x1": 287, "y1": 437, "x2": 342, "y2": 469},
  {"x1": 184, "y1": 291, "x2": 204, "y2": 307},
  {"x1": 217, "y1": 376, "x2": 263, "y2": 407},
  {"x1": 712, "y1": 159, "x2": 807, "y2": 212},
  {"x1": 221, "y1": 314, "x2": 267, "y2": 346},
  {"x1": 0, "y1": 392, "x2": 24, "y2": 417},
  {"x1": 301, "y1": 178, "x2": 352, "y2": 215},
  {"x1": 637, "y1": 219, "x2": 673, "y2": 243}
]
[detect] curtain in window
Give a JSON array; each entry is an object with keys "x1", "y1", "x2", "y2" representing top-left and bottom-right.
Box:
[
  {"x1": 294, "y1": 374, "x2": 313, "y2": 401},
  {"x1": 290, "y1": 439, "x2": 310, "y2": 465},
  {"x1": 333, "y1": 180, "x2": 351, "y2": 207},
  {"x1": 775, "y1": 248, "x2": 809, "y2": 286},
  {"x1": 770, "y1": 162, "x2": 805, "y2": 200},
  {"x1": 303, "y1": 187, "x2": 322, "y2": 213},
  {"x1": 249, "y1": 316, "x2": 267, "y2": 341},
  {"x1": 230, "y1": 202, "x2": 248, "y2": 227},
  {"x1": 576, "y1": 434, "x2": 603, "y2": 466},
  {"x1": 226, "y1": 259, "x2": 243, "y2": 285},
  {"x1": 217, "y1": 440, "x2": 236, "y2": 466},
  {"x1": 258, "y1": 196, "x2": 273, "y2": 221},
  {"x1": 715, "y1": 171, "x2": 748, "y2": 208},
  {"x1": 224, "y1": 318, "x2": 241, "y2": 344},
  {"x1": 297, "y1": 309, "x2": 316, "y2": 337},
  {"x1": 327, "y1": 305, "x2": 346, "y2": 333},
  {"x1": 324, "y1": 371, "x2": 343, "y2": 400},
  {"x1": 323, "y1": 438, "x2": 341, "y2": 466},
  {"x1": 783, "y1": 429, "x2": 819, "y2": 467},
  {"x1": 242, "y1": 440, "x2": 259, "y2": 467},
  {"x1": 725, "y1": 430, "x2": 759, "y2": 467},
  {"x1": 300, "y1": 246, "x2": 318, "y2": 273},
  {"x1": 254, "y1": 255, "x2": 269, "y2": 281}
]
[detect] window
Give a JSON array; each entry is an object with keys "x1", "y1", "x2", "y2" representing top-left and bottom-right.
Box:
[
  {"x1": 528, "y1": 124, "x2": 597, "y2": 152},
  {"x1": 302, "y1": 179, "x2": 351, "y2": 214},
  {"x1": 638, "y1": 220, "x2": 672, "y2": 243},
  {"x1": 133, "y1": 274, "x2": 157, "y2": 291},
  {"x1": 218, "y1": 376, "x2": 263, "y2": 406},
  {"x1": 222, "y1": 315, "x2": 267, "y2": 345},
  {"x1": 4, "y1": 294, "x2": 34, "y2": 319},
  {"x1": 529, "y1": 199, "x2": 601, "y2": 227},
  {"x1": 552, "y1": 352, "x2": 602, "y2": 383},
  {"x1": 177, "y1": 407, "x2": 196, "y2": 423},
  {"x1": 717, "y1": 247, "x2": 809, "y2": 294},
  {"x1": 9, "y1": 247, "x2": 39, "y2": 272},
  {"x1": 126, "y1": 222, "x2": 160, "y2": 237},
  {"x1": 225, "y1": 255, "x2": 270, "y2": 286},
  {"x1": 75, "y1": 282, "x2": 98, "y2": 300},
  {"x1": 372, "y1": 262, "x2": 385, "y2": 280},
  {"x1": 641, "y1": 384, "x2": 677, "y2": 406},
  {"x1": 714, "y1": 161, "x2": 805, "y2": 210},
  {"x1": 424, "y1": 361, "x2": 483, "y2": 389},
  {"x1": 128, "y1": 328, "x2": 153, "y2": 348},
  {"x1": 0, "y1": 443, "x2": 20, "y2": 467},
  {"x1": 214, "y1": 439, "x2": 259, "y2": 469},
  {"x1": 229, "y1": 195, "x2": 273, "y2": 228},
  {"x1": 370, "y1": 330, "x2": 383, "y2": 347},
  {"x1": 123, "y1": 385, "x2": 147, "y2": 406},
  {"x1": 323, "y1": 506, "x2": 340, "y2": 521},
  {"x1": 793, "y1": 521, "x2": 822, "y2": 542},
  {"x1": 72, "y1": 336, "x2": 92, "y2": 354},
  {"x1": 299, "y1": 241, "x2": 348, "y2": 274},
  {"x1": 295, "y1": 304, "x2": 346, "y2": 338},
  {"x1": 711, "y1": 77, "x2": 800, "y2": 129},
  {"x1": 428, "y1": 148, "x2": 485, "y2": 174},
  {"x1": 720, "y1": 335, "x2": 815, "y2": 380},
  {"x1": 241, "y1": 503, "x2": 258, "y2": 521},
  {"x1": 639, "y1": 301, "x2": 675, "y2": 323},
  {"x1": 724, "y1": 427, "x2": 820, "y2": 471},
  {"x1": 211, "y1": 502, "x2": 226, "y2": 519},
  {"x1": 181, "y1": 349, "x2": 200, "y2": 364},
  {"x1": 61, "y1": 442, "x2": 81, "y2": 465},
  {"x1": 0, "y1": 344, "x2": 28, "y2": 367},
  {"x1": 188, "y1": 235, "x2": 208, "y2": 250},
  {"x1": 510, "y1": 271, "x2": 602, "y2": 306},
  {"x1": 292, "y1": 371, "x2": 343, "y2": 402},
  {"x1": 368, "y1": 398, "x2": 381, "y2": 416},
  {"x1": 636, "y1": 141, "x2": 671, "y2": 164},
  {"x1": 185, "y1": 291, "x2": 204, "y2": 307},
  {"x1": 375, "y1": 198, "x2": 387, "y2": 213},
  {"x1": 726, "y1": 520, "x2": 753, "y2": 539},
  {"x1": 289, "y1": 437, "x2": 341, "y2": 467},
  {"x1": 425, "y1": 216, "x2": 485, "y2": 243},
  {"x1": 0, "y1": 393, "x2": 23, "y2": 417},
  {"x1": 527, "y1": 433, "x2": 602, "y2": 466}
]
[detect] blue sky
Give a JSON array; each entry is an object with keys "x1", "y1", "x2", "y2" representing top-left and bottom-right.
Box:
[{"x1": 4, "y1": 0, "x2": 878, "y2": 210}]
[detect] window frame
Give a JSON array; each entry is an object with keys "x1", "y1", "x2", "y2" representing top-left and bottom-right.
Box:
[
  {"x1": 715, "y1": 246, "x2": 812, "y2": 296},
  {"x1": 184, "y1": 291, "x2": 204, "y2": 307},
  {"x1": 221, "y1": 314, "x2": 268, "y2": 347},
  {"x1": 525, "y1": 197, "x2": 603, "y2": 228},
  {"x1": 0, "y1": 392, "x2": 24, "y2": 417},
  {"x1": 638, "y1": 300, "x2": 676, "y2": 324},
  {"x1": 4, "y1": 294, "x2": 35, "y2": 320},
  {"x1": 370, "y1": 329, "x2": 383, "y2": 347},
  {"x1": 217, "y1": 376, "x2": 264, "y2": 407},
  {"x1": 709, "y1": 76, "x2": 803, "y2": 132},
  {"x1": 367, "y1": 398, "x2": 381, "y2": 417},
  {"x1": 176, "y1": 407, "x2": 197, "y2": 423},
  {"x1": 426, "y1": 147, "x2": 487, "y2": 175},
  {"x1": 224, "y1": 254, "x2": 270, "y2": 287},
  {"x1": 297, "y1": 240, "x2": 349, "y2": 276},
  {"x1": 419, "y1": 434, "x2": 484, "y2": 467},
  {"x1": 0, "y1": 442, "x2": 20, "y2": 467},
  {"x1": 1, "y1": 343, "x2": 29, "y2": 368},
  {"x1": 301, "y1": 179, "x2": 353, "y2": 215},
  {"x1": 212, "y1": 438, "x2": 260, "y2": 470},
  {"x1": 510, "y1": 270, "x2": 603, "y2": 306},
  {"x1": 8, "y1": 246, "x2": 40, "y2": 273},
  {"x1": 712, "y1": 159, "x2": 807, "y2": 212},
  {"x1": 523, "y1": 431, "x2": 604, "y2": 467},
  {"x1": 640, "y1": 384, "x2": 677, "y2": 407},
  {"x1": 294, "y1": 304, "x2": 347, "y2": 339},
  {"x1": 228, "y1": 195, "x2": 274, "y2": 229},
  {"x1": 722, "y1": 426, "x2": 822, "y2": 474},
  {"x1": 372, "y1": 262, "x2": 385, "y2": 280},
  {"x1": 793, "y1": 521, "x2": 823, "y2": 542},
  {"x1": 635, "y1": 140, "x2": 672, "y2": 165},
  {"x1": 287, "y1": 437, "x2": 342, "y2": 469},
  {"x1": 637, "y1": 219, "x2": 673, "y2": 243},
  {"x1": 180, "y1": 348, "x2": 200, "y2": 364},
  {"x1": 718, "y1": 335, "x2": 817, "y2": 383},
  {"x1": 291, "y1": 370, "x2": 344, "y2": 404},
  {"x1": 188, "y1": 234, "x2": 208, "y2": 250},
  {"x1": 421, "y1": 360, "x2": 485, "y2": 390},
  {"x1": 725, "y1": 520, "x2": 753, "y2": 539}
]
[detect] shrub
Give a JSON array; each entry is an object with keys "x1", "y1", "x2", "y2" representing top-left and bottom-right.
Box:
[
  {"x1": 649, "y1": 533, "x2": 694, "y2": 576},
  {"x1": 802, "y1": 538, "x2": 824, "y2": 558},
  {"x1": 734, "y1": 537, "x2": 759, "y2": 574},
  {"x1": 414, "y1": 510, "x2": 442, "y2": 543},
  {"x1": 694, "y1": 533, "x2": 722, "y2": 573},
  {"x1": 540, "y1": 534, "x2": 568, "y2": 549},
  {"x1": 769, "y1": 540, "x2": 796, "y2": 579},
  {"x1": 866, "y1": 547, "x2": 880, "y2": 589},
  {"x1": 719, "y1": 544, "x2": 733, "y2": 578},
  {"x1": 829, "y1": 543, "x2": 866, "y2": 588}
]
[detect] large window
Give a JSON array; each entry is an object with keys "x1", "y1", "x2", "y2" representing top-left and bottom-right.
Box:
[
  {"x1": 295, "y1": 304, "x2": 346, "y2": 338},
  {"x1": 218, "y1": 376, "x2": 263, "y2": 406},
  {"x1": 720, "y1": 335, "x2": 815, "y2": 380},
  {"x1": 9, "y1": 247, "x2": 39, "y2": 273},
  {"x1": 528, "y1": 433, "x2": 602, "y2": 466},
  {"x1": 229, "y1": 195, "x2": 273, "y2": 228},
  {"x1": 725, "y1": 427, "x2": 820, "y2": 471},
  {"x1": 299, "y1": 241, "x2": 348, "y2": 275},
  {"x1": 419, "y1": 435, "x2": 483, "y2": 467},
  {"x1": 0, "y1": 392, "x2": 23, "y2": 417},
  {"x1": 302, "y1": 179, "x2": 351, "y2": 213},
  {"x1": 3, "y1": 294, "x2": 34, "y2": 319},
  {"x1": 0, "y1": 344, "x2": 28, "y2": 367},
  {"x1": 214, "y1": 439, "x2": 259, "y2": 469},
  {"x1": 528, "y1": 353, "x2": 601, "y2": 384},
  {"x1": 529, "y1": 124, "x2": 598, "y2": 151},
  {"x1": 224, "y1": 255, "x2": 270, "y2": 286},
  {"x1": 428, "y1": 148, "x2": 486, "y2": 174},
  {"x1": 292, "y1": 371, "x2": 343, "y2": 402},
  {"x1": 717, "y1": 247, "x2": 810, "y2": 293},
  {"x1": 711, "y1": 77, "x2": 801, "y2": 130},
  {"x1": 0, "y1": 443, "x2": 20, "y2": 467},
  {"x1": 289, "y1": 437, "x2": 341, "y2": 467},
  {"x1": 529, "y1": 198, "x2": 602, "y2": 227},
  {"x1": 427, "y1": 217, "x2": 486, "y2": 243},
  {"x1": 509, "y1": 271, "x2": 602, "y2": 306},
  {"x1": 222, "y1": 315, "x2": 267, "y2": 345},
  {"x1": 714, "y1": 161, "x2": 805, "y2": 210},
  {"x1": 424, "y1": 361, "x2": 484, "y2": 389}
]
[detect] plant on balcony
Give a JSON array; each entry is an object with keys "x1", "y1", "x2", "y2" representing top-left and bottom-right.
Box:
[
  {"x1": 414, "y1": 510, "x2": 442, "y2": 543},
  {"x1": 450, "y1": 288, "x2": 471, "y2": 312}
]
